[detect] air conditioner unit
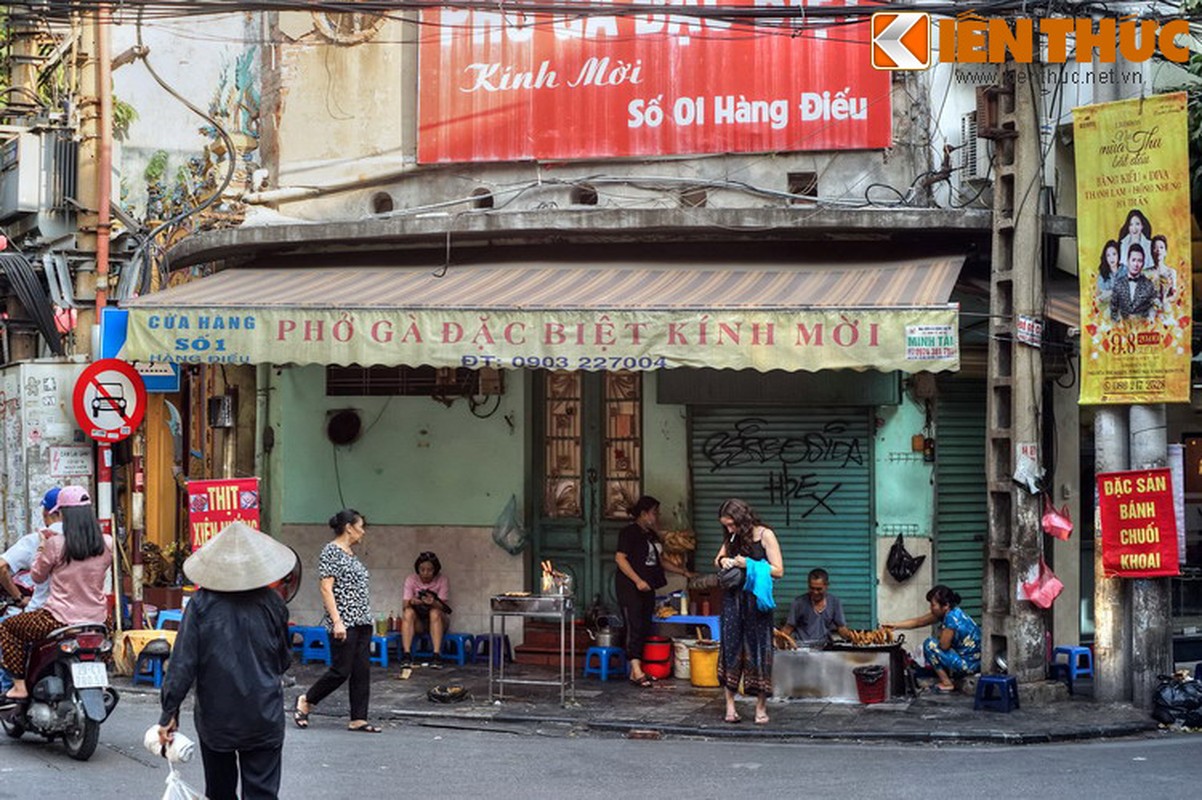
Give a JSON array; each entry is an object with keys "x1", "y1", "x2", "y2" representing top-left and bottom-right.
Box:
[{"x1": 959, "y1": 112, "x2": 992, "y2": 182}]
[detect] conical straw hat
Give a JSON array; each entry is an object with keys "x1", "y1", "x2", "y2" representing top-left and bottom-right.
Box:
[{"x1": 183, "y1": 521, "x2": 297, "y2": 592}]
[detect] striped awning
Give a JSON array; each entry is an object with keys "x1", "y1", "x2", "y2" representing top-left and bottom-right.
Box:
[
  {"x1": 126, "y1": 258, "x2": 963, "y2": 311},
  {"x1": 119, "y1": 258, "x2": 964, "y2": 373}
]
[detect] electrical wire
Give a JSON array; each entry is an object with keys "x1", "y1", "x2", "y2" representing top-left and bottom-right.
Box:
[
  {"x1": 119, "y1": 7, "x2": 239, "y2": 297},
  {"x1": 331, "y1": 440, "x2": 348, "y2": 508}
]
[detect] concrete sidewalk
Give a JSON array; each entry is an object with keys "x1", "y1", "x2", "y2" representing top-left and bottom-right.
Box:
[{"x1": 121, "y1": 658, "x2": 1162, "y2": 745}]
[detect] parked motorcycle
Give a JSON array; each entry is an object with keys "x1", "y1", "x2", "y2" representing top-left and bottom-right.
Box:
[{"x1": 0, "y1": 620, "x2": 119, "y2": 760}]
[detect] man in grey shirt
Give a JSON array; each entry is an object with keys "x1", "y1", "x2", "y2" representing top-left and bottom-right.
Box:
[{"x1": 781, "y1": 568, "x2": 853, "y2": 645}]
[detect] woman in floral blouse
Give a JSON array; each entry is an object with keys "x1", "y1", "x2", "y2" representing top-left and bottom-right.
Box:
[
  {"x1": 886, "y1": 584, "x2": 981, "y2": 694},
  {"x1": 294, "y1": 509, "x2": 380, "y2": 732}
]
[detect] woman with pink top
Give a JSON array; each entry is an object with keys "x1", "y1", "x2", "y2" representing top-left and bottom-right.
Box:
[
  {"x1": 0, "y1": 486, "x2": 111, "y2": 706},
  {"x1": 399, "y1": 552, "x2": 450, "y2": 668}
]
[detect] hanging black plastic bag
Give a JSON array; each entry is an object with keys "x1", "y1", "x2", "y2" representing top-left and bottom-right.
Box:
[{"x1": 886, "y1": 534, "x2": 926, "y2": 583}]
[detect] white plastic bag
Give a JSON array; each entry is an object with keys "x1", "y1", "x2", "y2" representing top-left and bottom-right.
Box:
[
  {"x1": 491, "y1": 495, "x2": 528, "y2": 555},
  {"x1": 162, "y1": 765, "x2": 204, "y2": 800},
  {"x1": 142, "y1": 724, "x2": 196, "y2": 763}
]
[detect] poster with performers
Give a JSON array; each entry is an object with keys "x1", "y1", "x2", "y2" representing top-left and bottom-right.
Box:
[
  {"x1": 1075, "y1": 92, "x2": 1191, "y2": 405},
  {"x1": 187, "y1": 477, "x2": 261, "y2": 551}
]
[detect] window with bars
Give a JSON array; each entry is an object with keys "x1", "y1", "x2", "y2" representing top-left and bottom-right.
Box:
[
  {"x1": 541, "y1": 371, "x2": 642, "y2": 520},
  {"x1": 603, "y1": 371, "x2": 641, "y2": 519},
  {"x1": 543, "y1": 372, "x2": 583, "y2": 518},
  {"x1": 326, "y1": 365, "x2": 489, "y2": 396}
]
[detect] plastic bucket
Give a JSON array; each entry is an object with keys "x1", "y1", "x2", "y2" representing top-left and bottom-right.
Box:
[
  {"x1": 673, "y1": 639, "x2": 696, "y2": 680},
  {"x1": 689, "y1": 641, "x2": 720, "y2": 687},
  {"x1": 853, "y1": 665, "x2": 888, "y2": 705},
  {"x1": 642, "y1": 636, "x2": 673, "y2": 680}
]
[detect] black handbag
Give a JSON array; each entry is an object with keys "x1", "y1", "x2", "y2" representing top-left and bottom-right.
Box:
[{"x1": 717, "y1": 566, "x2": 745, "y2": 590}]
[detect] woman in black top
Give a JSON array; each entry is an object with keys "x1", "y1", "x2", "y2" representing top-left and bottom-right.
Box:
[{"x1": 614, "y1": 495, "x2": 691, "y2": 686}]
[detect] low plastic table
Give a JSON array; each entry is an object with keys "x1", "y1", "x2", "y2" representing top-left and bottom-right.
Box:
[{"x1": 653, "y1": 614, "x2": 721, "y2": 640}]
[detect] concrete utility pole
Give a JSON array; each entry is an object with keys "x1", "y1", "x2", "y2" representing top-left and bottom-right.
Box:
[
  {"x1": 73, "y1": 13, "x2": 101, "y2": 351},
  {"x1": 1093, "y1": 408, "x2": 1130, "y2": 702},
  {"x1": 1129, "y1": 404, "x2": 1171, "y2": 708},
  {"x1": 983, "y1": 60, "x2": 1047, "y2": 682},
  {"x1": 1087, "y1": 52, "x2": 1173, "y2": 707}
]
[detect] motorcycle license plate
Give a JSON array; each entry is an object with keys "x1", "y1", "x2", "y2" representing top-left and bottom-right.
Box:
[{"x1": 70, "y1": 661, "x2": 109, "y2": 689}]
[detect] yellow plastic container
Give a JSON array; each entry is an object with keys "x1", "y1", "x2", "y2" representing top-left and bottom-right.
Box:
[{"x1": 689, "y1": 641, "x2": 720, "y2": 687}]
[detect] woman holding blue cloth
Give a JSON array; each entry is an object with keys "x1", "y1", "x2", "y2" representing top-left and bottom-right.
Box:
[{"x1": 713, "y1": 498, "x2": 783, "y2": 725}]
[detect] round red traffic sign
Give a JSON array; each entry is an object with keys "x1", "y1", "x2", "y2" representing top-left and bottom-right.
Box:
[{"x1": 72, "y1": 358, "x2": 147, "y2": 442}]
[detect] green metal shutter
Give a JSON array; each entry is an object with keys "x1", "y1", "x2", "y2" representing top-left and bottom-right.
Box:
[
  {"x1": 934, "y1": 379, "x2": 987, "y2": 620},
  {"x1": 690, "y1": 408, "x2": 875, "y2": 626}
]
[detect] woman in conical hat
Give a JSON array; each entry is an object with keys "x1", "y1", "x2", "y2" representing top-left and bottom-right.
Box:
[{"x1": 158, "y1": 521, "x2": 297, "y2": 800}]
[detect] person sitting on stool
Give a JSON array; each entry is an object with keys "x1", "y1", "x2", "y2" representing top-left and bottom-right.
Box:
[
  {"x1": 400, "y1": 552, "x2": 450, "y2": 668},
  {"x1": 885, "y1": 584, "x2": 980, "y2": 694}
]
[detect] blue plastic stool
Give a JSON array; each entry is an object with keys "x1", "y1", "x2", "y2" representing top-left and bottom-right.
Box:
[
  {"x1": 155, "y1": 609, "x2": 184, "y2": 630},
  {"x1": 298, "y1": 626, "x2": 333, "y2": 666},
  {"x1": 412, "y1": 633, "x2": 436, "y2": 659},
  {"x1": 132, "y1": 638, "x2": 172, "y2": 689},
  {"x1": 974, "y1": 675, "x2": 1020, "y2": 712},
  {"x1": 369, "y1": 635, "x2": 389, "y2": 667},
  {"x1": 441, "y1": 633, "x2": 474, "y2": 666},
  {"x1": 582, "y1": 646, "x2": 627, "y2": 681},
  {"x1": 1050, "y1": 646, "x2": 1094, "y2": 694},
  {"x1": 472, "y1": 634, "x2": 513, "y2": 666}
]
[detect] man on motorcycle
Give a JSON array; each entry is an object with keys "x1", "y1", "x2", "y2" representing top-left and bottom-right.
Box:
[
  {"x1": 0, "y1": 487, "x2": 64, "y2": 613},
  {"x1": 0, "y1": 486, "x2": 110, "y2": 707},
  {"x1": 0, "y1": 488, "x2": 63, "y2": 693}
]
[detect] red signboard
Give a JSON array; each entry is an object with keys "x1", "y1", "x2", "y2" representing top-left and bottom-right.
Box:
[
  {"x1": 418, "y1": 0, "x2": 891, "y2": 163},
  {"x1": 187, "y1": 477, "x2": 261, "y2": 551},
  {"x1": 1097, "y1": 468, "x2": 1181, "y2": 578},
  {"x1": 72, "y1": 358, "x2": 147, "y2": 443}
]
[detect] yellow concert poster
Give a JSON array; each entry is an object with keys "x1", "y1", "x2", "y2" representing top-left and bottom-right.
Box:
[{"x1": 1075, "y1": 92, "x2": 1191, "y2": 405}]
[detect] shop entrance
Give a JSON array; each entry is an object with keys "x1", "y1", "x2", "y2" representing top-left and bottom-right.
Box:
[{"x1": 531, "y1": 371, "x2": 644, "y2": 609}]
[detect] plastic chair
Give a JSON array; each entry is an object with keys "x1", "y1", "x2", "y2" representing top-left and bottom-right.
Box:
[
  {"x1": 1051, "y1": 645, "x2": 1094, "y2": 694},
  {"x1": 155, "y1": 609, "x2": 184, "y2": 630},
  {"x1": 441, "y1": 633, "x2": 474, "y2": 666},
  {"x1": 471, "y1": 633, "x2": 513, "y2": 666},
  {"x1": 132, "y1": 638, "x2": 172, "y2": 688},
  {"x1": 974, "y1": 674, "x2": 1020, "y2": 712},
  {"x1": 369, "y1": 635, "x2": 389, "y2": 667},
  {"x1": 582, "y1": 646, "x2": 627, "y2": 681}
]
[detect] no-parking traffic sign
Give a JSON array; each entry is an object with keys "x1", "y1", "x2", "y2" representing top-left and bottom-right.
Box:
[{"x1": 72, "y1": 359, "x2": 147, "y2": 442}]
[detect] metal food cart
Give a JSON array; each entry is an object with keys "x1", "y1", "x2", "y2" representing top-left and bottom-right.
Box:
[{"x1": 489, "y1": 594, "x2": 575, "y2": 706}]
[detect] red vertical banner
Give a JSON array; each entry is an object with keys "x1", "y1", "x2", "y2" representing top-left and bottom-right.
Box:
[
  {"x1": 1096, "y1": 468, "x2": 1181, "y2": 577},
  {"x1": 188, "y1": 477, "x2": 261, "y2": 551}
]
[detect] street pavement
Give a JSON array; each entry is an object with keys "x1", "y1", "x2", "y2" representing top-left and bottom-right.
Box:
[
  {"x1": 112, "y1": 657, "x2": 1161, "y2": 744},
  {"x1": 1, "y1": 691, "x2": 1199, "y2": 800}
]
